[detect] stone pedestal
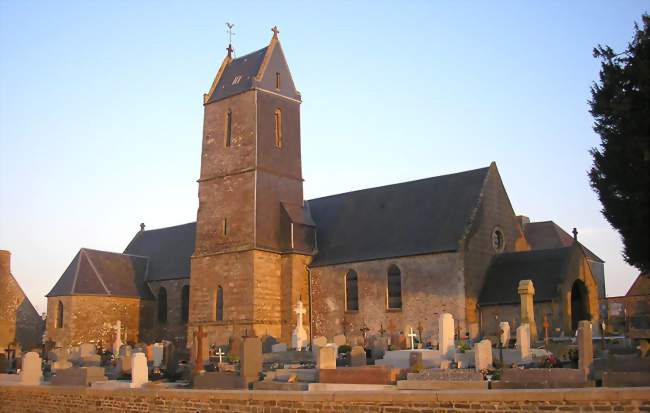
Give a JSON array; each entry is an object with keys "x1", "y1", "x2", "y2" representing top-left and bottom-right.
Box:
[
  {"x1": 438, "y1": 313, "x2": 455, "y2": 359},
  {"x1": 577, "y1": 320, "x2": 593, "y2": 378},
  {"x1": 240, "y1": 337, "x2": 262, "y2": 382},
  {"x1": 499, "y1": 321, "x2": 510, "y2": 347},
  {"x1": 474, "y1": 339, "x2": 493, "y2": 372},
  {"x1": 518, "y1": 280, "x2": 537, "y2": 339},
  {"x1": 516, "y1": 324, "x2": 531, "y2": 360}
]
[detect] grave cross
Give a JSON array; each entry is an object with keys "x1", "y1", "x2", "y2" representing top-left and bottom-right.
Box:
[
  {"x1": 294, "y1": 300, "x2": 306, "y2": 328},
  {"x1": 407, "y1": 328, "x2": 417, "y2": 351},
  {"x1": 543, "y1": 314, "x2": 550, "y2": 348},
  {"x1": 193, "y1": 326, "x2": 208, "y2": 373},
  {"x1": 378, "y1": 324, "x2": 386, "y2": 337},
  {"x1": 215, "y1": 347, "x2": 225, "y2": 364},
  {"x1": 360, "y1": 322, "x2": 370, "y2": 344}
]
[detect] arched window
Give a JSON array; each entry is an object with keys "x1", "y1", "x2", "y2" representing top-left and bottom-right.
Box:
[
  {"x1": 181, "y1": 285, "x2": 190, "y2": 323},
  {"x1": 345, "y1": 270, "x2": 359, "y2": 311},
  {"x1": 225, "y1": 109, "x2": 232, "y2": 147},
  {"x1": 274, "y1": 109, "x2": 282, "y2": 148},
  {"x1": 158, "y1": 287, "x2": 167, "y2": 323},
  {"x1": 215, "y1": 286, "x2": 224, "y2": 321},
  {"x1": 56, "y1": 301, "x2": 64, "y2": 328},
  {"x1": 387, "y1": 265, "x2": 402, "y2": 310}
]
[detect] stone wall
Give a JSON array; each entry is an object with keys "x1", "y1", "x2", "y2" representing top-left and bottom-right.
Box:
[
  {"x1": 147, "y1": 279, "x2": 189, "y2": 345},
  {"x1": 0, "y1": 385, "x2": 647, "y2": 412},
  {"x1": 311, "y1": 252, "x2": 466, "y2": 345},
  {"x1": 460, "y1": 163, "x2": 531, "y2": 339},
  {"x1": 0, "y1": 250, "x2": 43, "y2": 353},
  {"x1": 45, "y1": 295, "x2": 142, "y2": 348}
]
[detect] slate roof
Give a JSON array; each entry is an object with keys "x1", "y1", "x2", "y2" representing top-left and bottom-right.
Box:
[
  {"x1": 524, "y1": 221, "x2": 603, "y2": 262},
  {"x1": 478, "y1": 245, "x2": 582, "y2": 305},
  {"x1": 307, "y1": 167, "x2": 490, "y2": 267},
  {"x1": 626, "y1": 273, "x2": 650, "y2": 296},
  {"x1": 123, "y1": 222, "x2": 196, "y2": 281},
  {"x1": 207, "y1": 47, "x2": 268, "y2": 103},
  {"x1": 46, "y1": 248, "x2": 150, "y2": 298}
]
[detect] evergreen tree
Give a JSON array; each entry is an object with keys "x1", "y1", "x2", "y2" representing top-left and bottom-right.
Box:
[{"x1": 589, "y1": 14, "x2": 650, "y2": 275}]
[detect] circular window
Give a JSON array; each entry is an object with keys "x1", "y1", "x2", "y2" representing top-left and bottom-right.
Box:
[{"x1": 491, "y1": 228, "x2": 505, "y2": 252}]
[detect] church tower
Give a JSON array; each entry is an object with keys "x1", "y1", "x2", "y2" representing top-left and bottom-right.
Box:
[{"x1": 189, "y1": 28, "x2": 315, "y2": 346}]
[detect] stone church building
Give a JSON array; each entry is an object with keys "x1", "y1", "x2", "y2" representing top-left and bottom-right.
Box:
[{"x1": 44, "y1": 29, "x2": 605, "y2": 350}]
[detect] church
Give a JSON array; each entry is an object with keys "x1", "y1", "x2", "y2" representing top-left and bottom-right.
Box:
[{"x1": 44, "y1": 28, "x2": 605, "y2": 351}]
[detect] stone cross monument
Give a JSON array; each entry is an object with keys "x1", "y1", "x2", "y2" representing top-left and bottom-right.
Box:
[
  {"x1": 517, "y1": 279, "x2": 537, "y2": 339},
  {"x1": 292, "y1": 299, "x2": 308, "y2": 351}
]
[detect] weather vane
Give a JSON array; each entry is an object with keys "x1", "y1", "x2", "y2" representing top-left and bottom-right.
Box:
[{"x1": 226, "y1": 22, "x2": 235, "y2": 56}]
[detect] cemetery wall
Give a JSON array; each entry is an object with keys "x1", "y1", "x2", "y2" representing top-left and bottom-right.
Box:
[
  {"x1": 460, "y1": 164, "x2": 531, "y2": 339},
  {"x1": 147, "y1": 279, "x2": 189, "y2": 344},
  {"x1": 45, "y1": 295, "x2": 142, "y2": 347},
  {"x1": 0, "y1": 251, "x2": 43, "y2": 353},
  {"x1": 0, "y1": 385, "x2": 648, "y2": 412},
  {"x1": 311, "y1": 252, "x2": 465, "y2": 345}
]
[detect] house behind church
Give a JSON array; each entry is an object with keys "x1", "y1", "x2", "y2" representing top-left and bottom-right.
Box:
[{"x1": 44, "y1": 29, "x2": 605, "y2": 349}]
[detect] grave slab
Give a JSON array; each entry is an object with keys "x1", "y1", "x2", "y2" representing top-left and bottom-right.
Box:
[
  {"x1": 397, "y1": 379, "x2": 488, "y2": 390},
  {"x1": 193, "y1": 371, "x2": 248, "y2": 389},
  {"x1": 51, "y1": 367, "x2": 107, "y2": 387},
  {"x1": 602, "y1": 371, "x2": 650, "y2": 387},
  {"x1": 253, "y1": 381, "x2": 308, "y2": 391},
  {"x1": 375, "y1": 350, "x2": 442, "y2": 369},
  {"x1": 308, "y1": 383, "x2": 396, "y2": 391},
  {"x1": 318, "y1": 366, "x2": 398, "y2": 385}
]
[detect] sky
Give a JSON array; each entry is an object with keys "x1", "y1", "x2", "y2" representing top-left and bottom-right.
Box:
[{"x1": 1, "y1": 1, "x2": 647, "y2": 314}]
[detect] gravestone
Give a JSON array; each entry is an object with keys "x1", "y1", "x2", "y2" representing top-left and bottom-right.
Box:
[
  {"x1": 51, "y1": 367, "x2": 107, "y2": 386},
  {"x1": 112, "y1": 321, "x2": 122, "y2": 355},
  {"x1": 333, "y1": 335, "x2": 347, "y2": 347},
  {"x1": 261, "y1": 335, "x2": 278, "y2": 353},
  {"x1": 577, "y1": 320, "x2": 593, "y2": 377},
  {"x1": 318, "y1": 366, "x2": 396, "y2": 385},
  {"x1": 291, "y1": 300, "x2": 308, "y2": 350},
  {"x1": 130, "y1": 352, "x2": 148, "y2": 388},
  {"x1": 80, "y1": 343, "x2": 96, "y2": 359},
  {"x1": 271, "y1": 343, "x2": 288, "y2": 353},
  {"x1": 350, "y1": 346, "x2": 366, "y2": 367},
  {"x1": 19, "y1": 352, "x2": 42, "y2": 385},
  {"x1": 409, "y1": 351, "x2": 423, "y2": 368},
  {"x1": 145, "y1": 344, "x2": 154, "y2": 362},
  {"x1": 152, "y1": 343, "x2": 164, "y2": 368},
  {"x1": 474, "y1": 339, "x2": 493, "y2": 372},
  {"x1": 438, "y1": 313, "x2": 455, "y2": 358},
  {"x1": 317, "y1": 345, "x2": 337, "y2": 369},
  {"x1": 313, "y1": 336, "x2": 327, "y2": 348},
  {"x1": 0, "y1": 355, "x2": 9, "y2": 373},
  {"x1": 518, "y1": 279, "x2": 537, "y2": 338},
  {"x1": 240, "y1": 336, "x2": 262, "y2": 382},
  {"x1": 516, "y1": 323, "x2": 531, "y2": 360},
  {"x1": 371, "y1": 337, "x2": 388, "y2": 361},
  {"x1": 499, "y1": 321, "x2": 510, "y2": 347}
]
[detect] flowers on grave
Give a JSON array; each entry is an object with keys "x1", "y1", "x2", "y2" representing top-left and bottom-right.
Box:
[
  {"x1": 541, "y1": 354, "x2": 561, "y2": 368},
  {"x1": 458, "y1": 342, "x2": 471, "y2": 353},
  {"x1": 337, "y1": 345, "x2": 351, "y2": 355}
]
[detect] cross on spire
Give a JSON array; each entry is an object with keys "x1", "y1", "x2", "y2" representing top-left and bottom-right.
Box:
[
  {"x1": 271, "y1": 26, "x2": 280, "y2": 37},
  {"x1": 226, "y1": 22, "x2": 235, "y2": 57}
]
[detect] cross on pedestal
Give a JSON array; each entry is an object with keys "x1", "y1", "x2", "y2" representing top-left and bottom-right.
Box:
[
  {"x1": 408, "y1": 328, "x2": 417, "y2": 350},
  {"x1": 193, "y1": 326, "x2": 208, "y2": 374},
  {"x1": 215, "y1": 347, "x2": 225, "y2": 364}
]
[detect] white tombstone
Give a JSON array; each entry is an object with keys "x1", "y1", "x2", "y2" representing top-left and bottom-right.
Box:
[
  {"x1": 333, "y1": 335, "x2": 347, "y2": 347},
  {"x1": 291, "y1": 299, "x2": 308, "y2": 351},
  {"x1": 130, "y1": 352, "x2": 149, "y2": 388},
  {"x1": 473, "y1": 339, "x2": 493, "y2": 372},
  {"x1": 499, "y1": 321, "x2": 511, "y2": 347},
  {"x1": 516, "y1": 323, "x2": 531, "y2": 360},
  {"x1": 19, "y1": 352, "x2": 43, "y2": 385},
  {"x1": 112, "y1": 320, "x2": 122, "y2": 355},
  {"x1": 152, "y1": 343, "x2": 164, "y2": 368},
  {"x1": 317, "y1": 345, "x2": 337, "y2": 369},
  {"x1": 439, "y1": 313, "x2": 455, "y2": 358},
  {"x1": 271, "y1": 343, "x2": 288, "y2": 353}
]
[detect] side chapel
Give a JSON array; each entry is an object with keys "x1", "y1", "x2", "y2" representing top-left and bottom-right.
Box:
[{"x1": 44, "y1": 28, "x2": 605, "y2": 351}]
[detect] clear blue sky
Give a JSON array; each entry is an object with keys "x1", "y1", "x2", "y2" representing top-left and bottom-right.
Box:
[{"x1": 1, "y1": 1, "x2": 647, "y2": 313}]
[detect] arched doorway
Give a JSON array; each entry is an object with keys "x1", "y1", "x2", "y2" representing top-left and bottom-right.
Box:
[{"x1": 571, "y1": 279, "x2": 589, "y2": 331}]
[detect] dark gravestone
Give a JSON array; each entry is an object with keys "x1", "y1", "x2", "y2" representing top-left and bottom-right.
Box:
[
  {"x1": 51, "y1": 367, "x2": 107, "y2": 387},
  {"x1": 0, "y1": 355, "x2": 8, "y2": 374},
  {"x1": 318, "y1": 366, "x2": 397, "y2": 385},
  {"x1": 409, "y1": 352, "x2": 422, "y2": 368},
  {"x1": 260, "y1": 335, "x2": 279, "y2": 353},
  {"x1": 193, "y1": 371, "x2": 248, "y2": 389},
  {"x1": 602, "y1": 371, "x2": 650, "y2": 387}
]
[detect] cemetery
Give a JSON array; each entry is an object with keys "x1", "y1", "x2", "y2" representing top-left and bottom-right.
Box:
[{"x1": 1, "y1": 283, "x2": 649, "y2": 412}]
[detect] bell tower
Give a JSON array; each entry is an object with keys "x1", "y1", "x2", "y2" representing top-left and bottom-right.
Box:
[{"x1": 189, "y1": 28, "x2": 315, "y2": 347}]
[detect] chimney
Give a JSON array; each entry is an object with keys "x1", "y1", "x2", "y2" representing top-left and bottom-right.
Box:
[
  {"x1": 572, "y1": 228, "x2": 578, "y2": 241},
  {"x1": 516, "y1": 215, "x2": 530, "y2": 230},
  {"x1": 0, "y1": 250, "x2": 10, "y2": 276},
  {"x1": 140, "y1": 223, "x2": 146, "y2": 232}
]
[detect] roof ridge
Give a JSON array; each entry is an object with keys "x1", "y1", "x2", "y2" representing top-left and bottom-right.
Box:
[
  {"x1": 82, "y1": 249, "x2": 111, "y2": 295},
  {"x1": 70, "y1": 250, "x2": 83, "y2": 294},
  {"x1": 307, "y1": 166, "x2": 490, "y2": 203},
  {"x1": 138, "y1": 221, "x2": 196, "y2": 233}
]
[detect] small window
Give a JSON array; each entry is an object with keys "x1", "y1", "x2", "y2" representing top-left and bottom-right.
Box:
[
  {"x1": 181, "y1": 285, "x2": 190, "y2": 323},
  {"x1": 232, "y1": 75, "x2": 242, "y2": 85},
  {"x1": 215, "y1": 286, "x2": 224, "y2": 321},
  {"x1": 275, "y1": 72, "x2": 281, "y2": 89},
  {"x1": 225, "y1": 109, "x2": 232, "y2": 147},
  {"x1": 387, "y1": 265, "x2": 402, "y2": 310},
  {"x1": 274, "y1": 109, "x2": 282, "y2": 148},
  {"x1": 56, "y1": 301, "x2": 64, "y2": 328},
  {"x1": 158, "y1": 287, "x2": 168, "y2": 323},
  {"x1": 345, "y1": 270, "x2": 359, "y2": 311},
  {"x1": 491, "y1": 228, "x2": 505, "y2": 252},
  {"x1": 223, "y1": 218, "x2": 228, "y2": 236}
]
